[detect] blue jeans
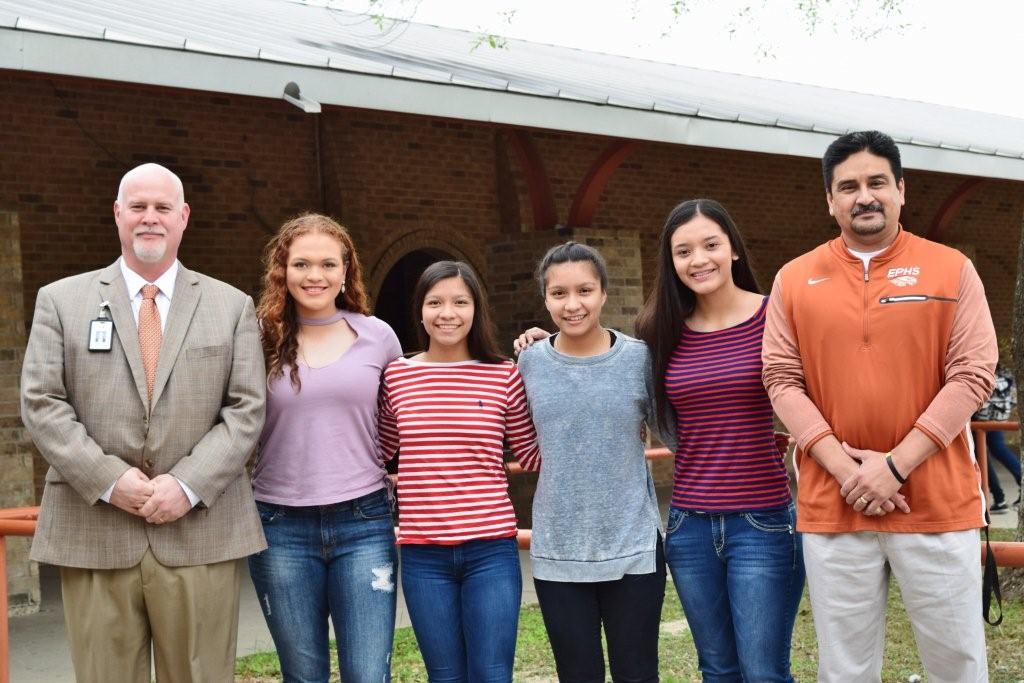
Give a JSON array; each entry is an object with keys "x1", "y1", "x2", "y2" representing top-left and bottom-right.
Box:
[
  {"x1": 664, "y1": 504, "x2": 804, "y2": 683},
  {"x1": 986, "y1": 431, "x2": 1022, "y2": 504},
  {"x1": 248, "y1": 489, "x2": 397, "y2": 683},
  {"x1": 400, "y1": 538, "x2": 522, "y2": 682}
]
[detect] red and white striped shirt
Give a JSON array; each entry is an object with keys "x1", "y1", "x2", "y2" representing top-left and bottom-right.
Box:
[{"x1": 379, "y1": 358, "x2": 540, "y2": 545}]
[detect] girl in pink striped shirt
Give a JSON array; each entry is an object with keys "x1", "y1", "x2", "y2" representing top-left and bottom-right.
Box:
[
  {"x1": 636, "y1": 198, "x2": 803, "y2": 682},
  {"x1": 379, "y1": 260, "x2": 539, "y2": 682}
]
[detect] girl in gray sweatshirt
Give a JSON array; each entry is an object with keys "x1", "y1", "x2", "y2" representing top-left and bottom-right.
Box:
[{"x1": 516, "y1": 241, "x2": 666, "y2": 683}]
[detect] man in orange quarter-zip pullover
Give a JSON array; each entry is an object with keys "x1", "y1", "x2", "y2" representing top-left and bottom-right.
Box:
[{"x1": 763, "y1": 130, "x2": 996, "y2": 683}]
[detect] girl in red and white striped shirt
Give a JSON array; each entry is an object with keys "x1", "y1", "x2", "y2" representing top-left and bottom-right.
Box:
[{"x1": 379, "y1": 260, "x2": 538, "y2": 682}]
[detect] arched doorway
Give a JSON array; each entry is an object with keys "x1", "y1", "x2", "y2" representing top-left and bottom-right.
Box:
[
  {"x1": 373, "y1": 248, "x2": 453, "y2": 476},
  {"x1": 374, "y1": 248, "x2": 453, "y2": 354}
]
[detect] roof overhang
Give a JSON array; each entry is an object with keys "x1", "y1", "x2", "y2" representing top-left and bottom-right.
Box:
[{"x1": 4, "y1": 27, "x2": 1024, "y2": 182}]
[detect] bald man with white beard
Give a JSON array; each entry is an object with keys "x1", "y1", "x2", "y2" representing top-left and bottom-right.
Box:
[{"x1": 21, "y1": 163, "x2": 267, "y2": 682}]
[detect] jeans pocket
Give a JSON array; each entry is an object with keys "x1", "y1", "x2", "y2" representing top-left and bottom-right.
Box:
[
  {"x1": 357, "y1": 490, "x2": 394, "y2": 520},
  {"x1": 743, "y1": 506, "x2": 794, "y2": 533},
  {"x1": 666, "y1": 508, "x2": 687, "y2": 535},
  {"x1": 256, "y1": 501, "x2": 284, "y2": 525}
]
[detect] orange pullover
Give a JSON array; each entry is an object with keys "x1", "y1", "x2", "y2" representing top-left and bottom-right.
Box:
[{"x1": 763, "y1": 229, "x2": 996, "y2": 533}]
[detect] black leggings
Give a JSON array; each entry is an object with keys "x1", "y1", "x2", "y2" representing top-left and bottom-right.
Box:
[{"x1": 534, "y1": 540, "x2": 666, "y2": 683}]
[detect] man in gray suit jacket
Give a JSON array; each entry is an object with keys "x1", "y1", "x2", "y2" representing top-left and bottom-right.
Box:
[{"x1": 21, "y1": 163, "x2": 267, "y2": 682}]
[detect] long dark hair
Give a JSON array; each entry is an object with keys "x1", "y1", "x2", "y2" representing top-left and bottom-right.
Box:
[
  {"x1": 412, "y1": 260, "x2": 505, "y2": 363},
  {"x1": 635, "y1": 199, "x2": 760, "y2": 433}
]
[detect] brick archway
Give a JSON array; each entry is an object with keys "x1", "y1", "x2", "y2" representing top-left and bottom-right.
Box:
[
  {"x1": 567, "y1": 140, "x2": 641, "y2": 228},
  {"x1": 926, "y1": 178, "x2": 988, "y2": 243},
  {"x1": 367, "y1": 228, "x2": 487, "y2": 307}
]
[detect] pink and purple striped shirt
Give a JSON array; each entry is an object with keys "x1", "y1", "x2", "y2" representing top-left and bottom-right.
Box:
[{"x1": 666, "y1": 298, "x2": 791, "y2": 512}]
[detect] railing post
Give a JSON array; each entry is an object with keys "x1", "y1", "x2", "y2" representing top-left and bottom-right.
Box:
[
  {"x1": 0, "y1": 508, "x2": 39, "y2": 683},
  {"x1": 1, "y1": 534, "x2": 8, "y2": 683}
]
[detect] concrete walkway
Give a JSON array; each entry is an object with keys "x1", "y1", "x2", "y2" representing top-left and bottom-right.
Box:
[{"x1": 9, "y1": 473, "x2": 1020, "y2": 682}]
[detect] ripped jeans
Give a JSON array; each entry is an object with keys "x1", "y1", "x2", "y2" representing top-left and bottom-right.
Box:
[
  {"x1": 248, "y1": 489, "x2": 397, "y2": 683},
  {"x1": 401, "y1": 538, "x2": 522, "y2": 682}
]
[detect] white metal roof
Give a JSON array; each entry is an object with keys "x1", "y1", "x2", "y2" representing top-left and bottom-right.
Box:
[{"x1": 2, "y1": 0, "x2": 1023, "y2": 180}]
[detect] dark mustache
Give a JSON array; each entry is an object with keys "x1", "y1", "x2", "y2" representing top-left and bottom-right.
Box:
[{"x1": 851, "y1": 203, "x2": 884, "y2": 217}]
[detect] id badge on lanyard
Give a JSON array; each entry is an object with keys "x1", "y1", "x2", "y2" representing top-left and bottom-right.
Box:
[{"x1": 88, "y1": 301, "x2": 114, "y2": 352}]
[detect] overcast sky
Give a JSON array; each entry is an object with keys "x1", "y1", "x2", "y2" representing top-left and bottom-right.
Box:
[{"x1": 326, "y1": 0, "x2": 1021, "y2": 120}]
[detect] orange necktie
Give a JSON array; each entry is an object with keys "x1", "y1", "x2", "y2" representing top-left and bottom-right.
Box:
[{"x1": 139, "y1": 284, "x2": 162, "y2": 401}]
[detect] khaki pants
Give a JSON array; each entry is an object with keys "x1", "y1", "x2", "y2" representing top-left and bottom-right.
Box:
[
  {"x1": 60, "y1": 549, "x2": 242, "y2": 683},
  {"x1": 803, "y1": 530, "x2": 987, "y2": 683}
]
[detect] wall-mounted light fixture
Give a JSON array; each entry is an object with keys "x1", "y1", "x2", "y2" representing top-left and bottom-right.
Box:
[{"x1": 283, "y1": 81, "x2": 321, "y2": 113}]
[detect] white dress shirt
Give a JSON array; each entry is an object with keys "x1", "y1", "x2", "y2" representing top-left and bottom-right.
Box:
[
  {"x1": 100, "y1": 258, "x2": 200, "y2": 508},
  {"x1": 120, "y1": 257, "x2": 178, "y2": 334}
]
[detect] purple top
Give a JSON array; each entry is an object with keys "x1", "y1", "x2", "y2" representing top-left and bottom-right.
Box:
[
  {"x1": 666, "y1": 298, "x2": 791, "y2": 512},
  {"x1": 252, "y1": 310, "x2": 402, "y2": 506}
]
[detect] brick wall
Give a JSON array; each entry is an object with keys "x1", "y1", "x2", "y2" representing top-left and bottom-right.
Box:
[
  {"x1": 0, "y1": 71, "x2": 318, "y2": 322},
  {"x1": 487, "y1": 229, "x2": 563, "y2": 349},
  {"x1": 938, "y1": 179, "x2": 1024, "y2": 337},
  {"x1": 0, "y1": 212, "x2": 39, "y2": 612},
  {"x1": 2, "y1": 67, "x2": 1023, "y2": 525},
  {"x1": 4, "y1": 69, "x2": 1022, "y2": 338},
  {"x1": 505, "y1": 130, "x2": 1024, "y2": 338}
]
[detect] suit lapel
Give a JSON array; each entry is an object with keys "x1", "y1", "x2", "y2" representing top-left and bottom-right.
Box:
[
  {"x1": 98, "y1": 261, "x2": 149, "y2": 406},
  {"x1": 151, "y1": 265, "x2": 201, "y2": 407}
]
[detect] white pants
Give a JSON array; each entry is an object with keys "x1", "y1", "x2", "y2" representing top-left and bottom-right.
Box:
[{"x1": 803, "y1": 530, "x2": 987, "y2": 683}]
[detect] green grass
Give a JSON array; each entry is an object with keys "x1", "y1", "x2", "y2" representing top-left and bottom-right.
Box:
[{"x1": 236, "y1": 532, "x2": 1024, "y2": 682}]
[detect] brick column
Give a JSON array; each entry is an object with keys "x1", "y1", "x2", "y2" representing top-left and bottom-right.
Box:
[
  {"x1": 487, "y1": 228, "x2": 645, "y2": 343},
  {"x1": 0, "y1": 212, "x2": 39, "y2": 613}
]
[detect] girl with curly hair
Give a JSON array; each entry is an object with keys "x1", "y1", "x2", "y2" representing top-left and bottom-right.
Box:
[{"x1": 249, "y1": 213, "x2": 402, "y2": 682}]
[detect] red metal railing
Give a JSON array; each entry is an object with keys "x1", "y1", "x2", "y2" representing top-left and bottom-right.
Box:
[
  {"x1": 972, "y1": 421, "x2": 1024, "y2": 568},
  {"x1": 3, "y1": 433, "x2": 1023, "y2": 682},
  {"x1": 0, "y1": 507, "x2": 39, "y2": 683}
]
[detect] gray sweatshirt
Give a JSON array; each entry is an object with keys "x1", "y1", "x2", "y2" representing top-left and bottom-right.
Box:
[{"x1": 517, "y1": 331, "x2": 664, "y2": 582}]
